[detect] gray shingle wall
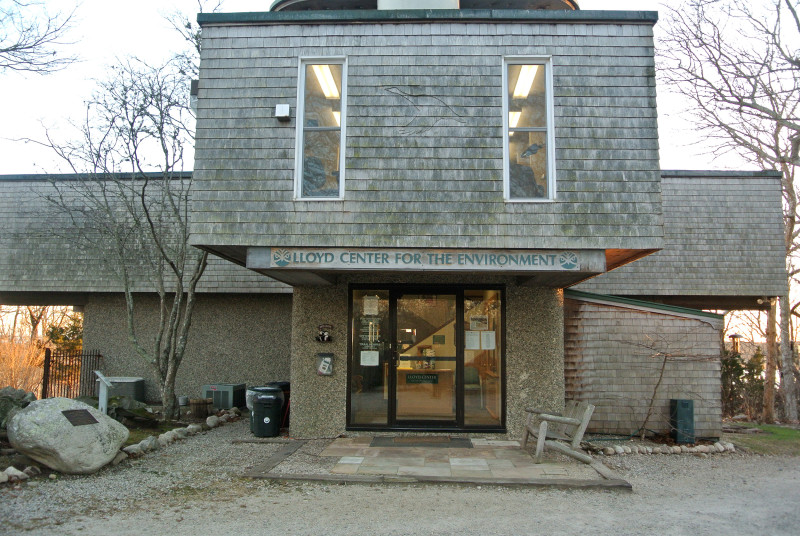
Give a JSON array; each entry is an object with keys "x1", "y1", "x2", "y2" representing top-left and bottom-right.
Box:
[
  {"x1": 576, "y1": 172, "x2": 786, "y2": 297},
  {"x1": 0, "y1": 178, "x2": 288, "y2": 295},
  {"x1": 191, "y1": 19, "x2": 662, "y2": 252},
  {"x1": 564, "y1": 297, "x2": 722, "y2": 438}
]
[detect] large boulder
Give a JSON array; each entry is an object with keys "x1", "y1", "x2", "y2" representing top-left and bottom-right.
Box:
[{"x1": 7, "y1": 397, "x2": 129, "y2": 474}]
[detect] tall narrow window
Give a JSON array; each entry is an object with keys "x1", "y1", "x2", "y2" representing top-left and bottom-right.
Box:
[
  {"x1": 296, "y1": 59, "x2": 346, "y2": 199},
  {"x1": 504, "y1": 59, "x2": 554, "y2": 201}
]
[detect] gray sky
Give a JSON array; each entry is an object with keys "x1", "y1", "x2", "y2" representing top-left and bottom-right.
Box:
[{"x1": 0, "y1": 0, "x2": 738, "y2": 174}]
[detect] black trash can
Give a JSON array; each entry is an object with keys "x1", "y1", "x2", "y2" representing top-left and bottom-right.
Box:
[
  {"x1": 268, "y1": 381, "x2": 290, "y2": 427},
  {"x1": 252, "y1": 395, "x2": 282, "y2": 438}
]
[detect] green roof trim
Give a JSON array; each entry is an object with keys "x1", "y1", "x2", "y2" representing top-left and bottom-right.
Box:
[
  {"x1": 564, "y1": 289, "x2": 725, "y2": 321},
  {"x1": 198, "y1": 9, "x2": 659, "y2": 26}
]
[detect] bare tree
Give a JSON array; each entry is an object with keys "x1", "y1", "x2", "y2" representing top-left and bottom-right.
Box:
[
  {"x1": 0, "y1": 0, "x2": 75, "y2": 74},
  {"x1": 165, "y1": 0, "x2": 222, "y2": 78},
  {"x1": 35, "y1": 57, "x2": 207, "y2": 419},
  {"x1": 660, "y1": 0, "x2": 799, "y2": 422}
]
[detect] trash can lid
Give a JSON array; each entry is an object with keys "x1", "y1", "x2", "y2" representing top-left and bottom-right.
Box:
[{"x1": 250, "y1": 386, "x2": 282, "y2": 394}]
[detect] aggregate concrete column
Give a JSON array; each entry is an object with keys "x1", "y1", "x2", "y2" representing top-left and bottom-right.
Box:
[
  {"x1": 289, "y1": 284, "x2": 349, "y2": 438},
  {"x1": 505, "y1": 285, "x2": 564, "y2": 439}
]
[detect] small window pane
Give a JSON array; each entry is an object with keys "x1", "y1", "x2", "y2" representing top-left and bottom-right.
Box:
[
  {"x1": 508, "y1": 131, "x2": 547, "y2": 199},
  {"x1": 507, "y1": 64, "x2": 546, "y2": 129},
  {"x1": 302, "y1": 130, "x2": 340, "y2": 197},
  {"x1": 304, "y1": 64, "x2": 342, "y2": 128}
]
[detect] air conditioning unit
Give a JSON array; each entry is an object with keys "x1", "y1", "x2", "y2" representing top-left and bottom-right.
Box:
[{"x1": 201, "y1": 383, "x2": 246, "y2": 409}]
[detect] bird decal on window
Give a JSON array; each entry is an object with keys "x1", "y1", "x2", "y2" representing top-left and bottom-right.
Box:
[
  {"x1": 520, "y1": 142, "x2": 545, "y2": 158},
  {"x1": 384, "y1": 86, "x2": 467, "y2": 135}
]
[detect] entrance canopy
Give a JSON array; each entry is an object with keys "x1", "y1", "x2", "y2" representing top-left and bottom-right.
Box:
[{"x1": 246, "y1": 246, "x2": 608, "y2": 287}]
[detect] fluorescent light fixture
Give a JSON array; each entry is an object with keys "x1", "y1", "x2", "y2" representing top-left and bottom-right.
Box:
[
  {"x1": 512, "y1": 65, "x2": 539, "y2": 99},
  {"x1": 312, "y1": 64, "x2": 339, "y2": 99},
  {"x1": 508, "y1": 111, "x2": 521, "y2": 129},
  {"x1": 332, "y1": 111, "x2": 341, "y2": 126}
]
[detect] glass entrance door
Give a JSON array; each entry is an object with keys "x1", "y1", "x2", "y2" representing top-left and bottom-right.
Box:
[
  {"x1": 395, "y1": 293, "x2": 457, "y2": 424},
  {"x1": 349, "y1": 286, "x2": 504, "y2": 430}
]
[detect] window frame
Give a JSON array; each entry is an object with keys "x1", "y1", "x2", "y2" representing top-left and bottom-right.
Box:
[
  {"x1": 502, "y1": 56, "x2": 556, "y2": 203},
  {"x1": 294, "y1": 56, "x2": 348, "y2": 201}
]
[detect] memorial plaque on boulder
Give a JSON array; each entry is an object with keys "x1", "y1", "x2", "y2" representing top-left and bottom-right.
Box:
[{"x1": 61, "y1": 409, "x2": 99, "y2": 426}]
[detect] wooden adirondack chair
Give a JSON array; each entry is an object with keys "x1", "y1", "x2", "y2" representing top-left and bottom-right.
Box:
[{"x1": 522, "y1": 400, "x2": 596, "y2": 464}]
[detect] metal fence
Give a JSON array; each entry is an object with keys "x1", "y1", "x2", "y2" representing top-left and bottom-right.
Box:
[{"x1": 41, "y1": 349, "x2": 104, "y2": 399}]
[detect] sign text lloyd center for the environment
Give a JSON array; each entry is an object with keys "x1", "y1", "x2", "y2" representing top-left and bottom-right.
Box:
[{"x1": 265, "y1": 248, "x2": 583, "y2": 271}]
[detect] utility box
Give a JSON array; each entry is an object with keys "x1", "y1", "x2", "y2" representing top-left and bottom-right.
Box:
[
  {"x1": 202, "y1": 383, "x2": 246, "y2": 409},
  {"x1": 96, "y1": 377, "x2": 145, "y2": 402},
  {"x1": 670, "y1": 399, "x2": 695, "y2": 444}
]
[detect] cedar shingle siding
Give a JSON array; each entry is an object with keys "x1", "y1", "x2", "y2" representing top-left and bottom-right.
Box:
[
  {"x1": 577, "y1": 171, "x2": 786, "y2": 299},
  {"x1": 0, "y1": 177, "x2": 288, "y2": 298},
  {"x1": 190, "y1": 18, "x2": 663, "y2": 257},
  {"x1": 564, "y1": 296, "x2": 723, "y2": 438}
]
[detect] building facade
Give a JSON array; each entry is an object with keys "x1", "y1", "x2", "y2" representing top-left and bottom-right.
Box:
[
  {"x1": 0, "y1": 2, "x2": 787, "y2": 440},
  {"x1": 190, "y1": 1, "x2": 662, "y2": 437}
]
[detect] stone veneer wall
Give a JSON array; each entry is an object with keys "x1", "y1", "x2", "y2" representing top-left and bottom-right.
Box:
[
  {"x1": 84, "y1": 293, "x2": 292, "y2": 402},
  {"x1": 289, "y1": 284, "x2": 350, "y2": 439},
  {"x1": 505, "y1": 285, "x2": 564, "y2": 439},
  {"x1": 288, "y1": 275, "x2": 563, "y2": 439},
  {"x1": 564, "y1": 298, "x2": 722, "y2": 438}
]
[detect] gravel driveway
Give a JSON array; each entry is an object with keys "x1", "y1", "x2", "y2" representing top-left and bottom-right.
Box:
[{"x1": 2, "y1": 418, "x2": 798, "y2": 535}]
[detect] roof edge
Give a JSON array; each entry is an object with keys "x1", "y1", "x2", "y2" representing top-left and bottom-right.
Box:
[
  {"x1": 565, "y1": 289, "x2": 725, "y2": 321},
  {"x1": 0, "y1": 172, "x2": 193, "y2": 182},
  {"x1": 198, "y1": 9, "x2": 659, "y2": 26},
  {"x1": 661, "y1": 169, "x2": 781, "y2": 179}
]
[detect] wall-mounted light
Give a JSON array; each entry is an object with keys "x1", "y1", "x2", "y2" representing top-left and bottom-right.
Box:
[
  {"x1": 313, "y1": 64, "x2": 339, "y2": 99},
  {"x1": 512, "y1": 65, "x2": 539, "y2": 99},
  {"x1": 275, "y1": 104, "x2": 291, "y2": 122}
]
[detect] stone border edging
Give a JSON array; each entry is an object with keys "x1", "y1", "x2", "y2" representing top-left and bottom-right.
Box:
[
  {"x1": 119, "y1": 408, "x2": 242, "y2": 459},
  {"x1": 589, "y1": 441, "x2": 736, "y2": 457}
]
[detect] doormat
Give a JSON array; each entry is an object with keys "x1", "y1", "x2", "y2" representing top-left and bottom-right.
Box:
[{"x1": 369, "y1": 437, "x2": 473, "y2": 448}]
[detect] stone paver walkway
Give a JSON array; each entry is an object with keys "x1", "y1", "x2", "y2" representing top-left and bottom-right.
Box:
[
  {"x1": 322, "y1": 437, "x2": 583, "y2": 479},
  {"x1": 246, "y1": 436, "x2": 631, "y2": 489}
]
